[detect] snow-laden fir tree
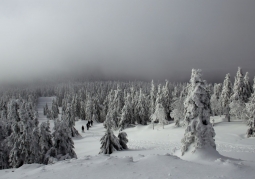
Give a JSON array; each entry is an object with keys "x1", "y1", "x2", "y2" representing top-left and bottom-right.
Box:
[
  {"x1": 62, "y1": 104, "x2": 79, "y2": 137},
  {"x1": 99, "y1": 123, "x2": 122, "y2": 154},
  {"x1": 181, "y1": 69, "x2": 216, "y2": 155},
  {"x1": 39, "y1": 121, "x2": 53, "y2": 164},
  {"x1": 119, "y1": 93, "x2": 134, "y2": 130},
  {"x1": 0, "y1": 120, "x2": 9, "y2": 169},
  {"x1": 135, "y1": 89, "x2": 149, "y2": 125},
  {"x1": 80, "y1": 101, "x2": 86, "y2": 120},
  {"x1": 51, "y1": 99, "x2": 59, "y2": 119},
  {"x1": 85, "y1": 94, "x2": 93, "y2": 121},
  {"x1": 162, "y1": 80, "x2": 171, "y2": 120},
  {"x1": 220, "y1": 73, "x2": 232, "y2": 122},
  {"x1": 8, "y1": 102, "x2": 31, "y2": 168},
  {"x1": 29, "y1": 126, "x2": 41, "y2": 164},
  {"x1": 244, "y1": 72, "x2": 253, "y2": 101},
  {"x1": 230, "y1": 67, "x2": 246, "y2": 120},
  {"x1": 150, "y1": 85, "x2": 168, "y2": 129},
  {"x1": 149, "y1": 80, "x2": 156, "y2": 116},
  {"x1": 210, "y1": 83, "x2": 222, "y2": 116},
  {"x1": 118, "y1": 132, "x2": 128, "y2": 149},
  {"x1": 52, "y1": 119, "x2": 77, "y2": 160},
  {"x1": 171, "y1": 87, "x2": 186, "y2": 127}
]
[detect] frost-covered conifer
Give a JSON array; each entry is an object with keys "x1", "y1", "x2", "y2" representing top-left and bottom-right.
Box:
[
  {"x1": 181, "y1": 69, "x2": 216, "y2": 155},
  {"x1": 220, "y1": 74, "x2": 232, "y2": 122},
  {"x1": 230, "y1": 67, "x2": 246, "y2": 119},
  {"x1": 52, "y1": 120, "x2": 77, "y2": 160},
  {"x1": 150, "y1": 85, "x2": 168, "y2": 129},
  {"x1": 29, "y1": 126, "x2": 41, "y2": 164},
  {"x1": 149, "y1": 80, "x2": 156, "y2": 116},
  {"x1": 51, "y1": 99, "x2": 59, "y2": 119},
  {"x1": 171, "y1": 87, "x2": 186, "y2": 127},
  {"x1": 162, "y1": 80, "x2": 171, "y2": 119},
  {"x1": 85, "y1": 95, "x2": 93, "y2": 121},
  {"x1": 80, "y1": 101, "x2": 86, "y2": 120},
  {"x1": 135, "y1": 89, "x2": 149, "y2": 125},
  {"x1": 119, "y1": 93, "x2": 133, "y2": 130},
  {"x1": 210, "y1": 83, "x2": 222, "y2": 116},
  {"x1": 44, "y1": 103, "x2": 49, "y2": 116},
  {"x1": 99, "y1": 124, "x2": 122, "y2": 154},
  {"x1": 62, "y1": 104, "x2": 79, "y2": 137},
  {"x1": 244, "y1": 72, "x2": 253, "y2": 100},
  {"x1": 39, "y1": 121, "x2": 53, "y2": 164},
  {"x1": 0, "y1": 121, "x2": 9, "y2": 169}
]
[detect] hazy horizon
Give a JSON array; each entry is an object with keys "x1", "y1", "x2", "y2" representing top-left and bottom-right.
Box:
[{"x1": 1, "y1": 0, "x2": 255, "y2": 84}]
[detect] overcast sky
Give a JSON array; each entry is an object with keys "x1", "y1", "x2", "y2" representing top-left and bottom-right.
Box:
[{"x1": 1, "y1": 0, "x2": 255, "y2": 84}]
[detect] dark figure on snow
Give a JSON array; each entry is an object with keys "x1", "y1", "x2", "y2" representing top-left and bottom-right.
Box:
[
  {"x1": 90, "y1": 120, "x2": 93, "y2": 126},
  {"x1": 86, "y1": 122, "x2": 90, "y2": 130},
  {"x1": 82, "y1": 125, "x2": 84, "y2": 133}
]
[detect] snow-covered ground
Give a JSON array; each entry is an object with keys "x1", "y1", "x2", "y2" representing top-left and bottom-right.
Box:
[{"x1": 1, "y1": 97, "x2": 255, "y2": 179}]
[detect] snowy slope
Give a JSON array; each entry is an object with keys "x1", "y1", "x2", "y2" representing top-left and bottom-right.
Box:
[{"x1": 1, "y1": 97, "x2": 255, "y2": 179}]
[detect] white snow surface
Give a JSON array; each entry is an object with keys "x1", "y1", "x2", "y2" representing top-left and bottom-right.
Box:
[{"x1": 1, "y1": 97, "x2": 255, "y2": 179}]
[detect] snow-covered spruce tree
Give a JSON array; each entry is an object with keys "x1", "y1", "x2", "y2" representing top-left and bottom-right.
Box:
[
  {"x1": 119, "y1": 93, "x2": 134, "y2": 130},
  {"x1": 210, "y1": 83, "x2": 222, "y2": 116},
  {"x1": 39, "y1": 121, "x2": 53, "y2": 164},
  {"x1": 80, "y1": 101, "x2": 86, "y2": 120},
  {"x1": 135, "y1": 89, "x2": 149, "y2": 125},
  {"x1": 44, "y1": 103, "x2": 49, "y2": 116},
  {"x1": 162, "y1": 80, "x2": 171, "y2": 120},
  {"x1": 0, "y1": 121, "x2": 9, "y2": 169},
  {"x1": 149, "y1": 80, "x2": 156, "y2": 117},
  {"x1": 62, "y1": 104, "x2": 79, "y2": 137},
  {"x1": 51, "y1": 99, "x2": 59, "y2": 119},
  {"x1": 52, "y1": 119, "x2": 77, "y2": 160},
  {"x1": 118, "y1": 132, "x2": 128, "y2": 149},
  {"x1": 244, "y1": 72, "x2": 253, "y2": 100},
  {"x1": 29, "y1": 126, "x2": 41, "y2": 164},
  {"x1": 8, "y1": 102, "x2": 31, "y2": 168},
  {"x1": 181, "y1": 69, "x2": 216, "y2": 155},
  {"x1": 230, "y1": 67, "x2": 246, "y2": 120},
  {"x1": 245, "y1": 78, "x2": 255, "y2": 126},
  {"x1": 85, "y1": 95, "x2": 93, "y2": 121},
  {"x1": 150, "y1": 85, "x2": 168, "y2": 129},
  {"x1": 220, "y1": 73, "x2": 232, "y2": 122},
  {"x1": 171, "y1": 87, "x2": 186, "y2": 127},
  {"x1": 99, "y1": 124, "x2": 122, "y2": 154}
]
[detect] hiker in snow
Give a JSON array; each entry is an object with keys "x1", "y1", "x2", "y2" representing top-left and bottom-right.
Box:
[
  {"x1": 90, "y1": 120, "x2": 93, "y2": 126},
  {"x1": 82, "y1": 125, "x2": 84, "y2": 133},
  {"x1": 86, "y1": 122, "x2": 90, "y2": 130}
]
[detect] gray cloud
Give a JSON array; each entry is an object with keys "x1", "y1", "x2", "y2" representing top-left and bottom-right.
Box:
[{"x1": 1, "y1": 0, "x2": 255, "y2": 84}]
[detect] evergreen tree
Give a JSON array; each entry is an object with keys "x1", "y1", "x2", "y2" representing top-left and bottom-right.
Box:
[
  {"x1": 150, "y1": 85, "x2": 168, "y2": 129},
  {"x1": 181, "y1": 69, "x2": 216, "y2": 155},
  {"x1": 210, "y1": 83, "x2": 222, "y2": 116},
  {"x1": 171, "y1": 87, "x2": 186, "y2": 127},
  {"x1": 162, "y1": 80, "x2": 171, "y2": 120},
  {"x1": 149, "y1": 80, "x2": 156, "y2": 116},
  {"x1": 119, "y1": 93, "x2": 133, "y2": 130},
  {"x1": 230, "y1": 67, "x2": 246, "y2": 119},
  {"x1": 62, "y1": 104, "x2": 79, "y2": 137},
  {"x1": 135, "y1": 89, "x2": 149, "y2": 125},
  {"x1": 52, "y1": 120, "x2": 77, "y2": 160},
  {"x1": 39, "y1": 121, "x2": 53, "y2": 164},
  {"x1": 244, "y1": 72, "x2": 253, "y2": 100},
  {"x1": 220, "y1": 73, "x2": 232, "y2": 122},
  {"x1": 99, "y1": 124, "x2": 122, "y2": 154}
]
